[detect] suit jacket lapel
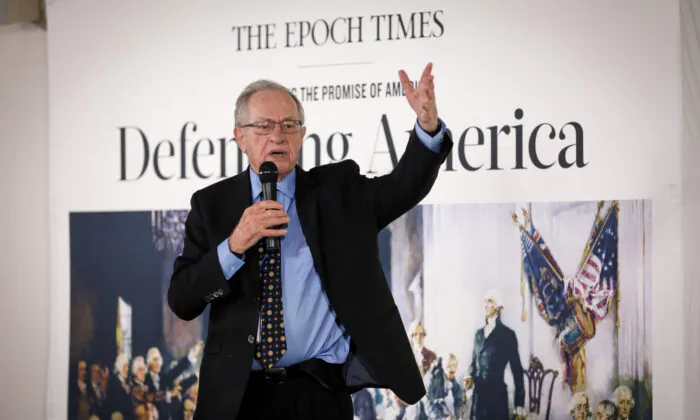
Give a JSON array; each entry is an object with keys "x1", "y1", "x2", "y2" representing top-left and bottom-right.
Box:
[
  {"x1": 226, "y1": 167, "x2": 252, "y2": 232},
  {"x1": 226, "y1": 168, "x2": 262, "y2": 293},
  {"x1": 294, "y1": 166, "x2": 326, "y2": 285}
]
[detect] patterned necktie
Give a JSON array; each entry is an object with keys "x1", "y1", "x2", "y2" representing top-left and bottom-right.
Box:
[{"x1": 255, "y1": 241, "x2": 287, "y2": 368}]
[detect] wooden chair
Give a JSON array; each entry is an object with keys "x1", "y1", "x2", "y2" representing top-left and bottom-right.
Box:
[{"x1": 523, "y1": 355, "x2": 558, "y2": 419}]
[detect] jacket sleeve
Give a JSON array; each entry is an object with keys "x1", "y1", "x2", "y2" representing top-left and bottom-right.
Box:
[
  {"x1": 352, "y1": 125, "x2": 453, "y2": 231},
  {"x1": 167, "y1": 191, "x2": 233, "y2": 321}
]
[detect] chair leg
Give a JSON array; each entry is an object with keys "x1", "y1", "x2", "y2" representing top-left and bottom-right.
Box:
[{"x1": 545, "y1": 374, "x2": 556, "y2": 420}]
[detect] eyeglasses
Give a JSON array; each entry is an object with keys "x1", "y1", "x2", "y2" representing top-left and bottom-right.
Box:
[{"x1": 239, "y1": 119, "x2": 304, "y2": 135}]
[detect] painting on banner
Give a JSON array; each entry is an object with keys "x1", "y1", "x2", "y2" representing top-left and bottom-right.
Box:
[
  {"x1": 354, "y1": 199, "x2": 652, "y2": 420},
  {"x1": 67, "y1": 207, "x2": 392, "y2": 420},
  {"x1": 68, "y1": 211, "x2": 204, "y2": 420},
  {"x1": 66, "y1": 199, "x2": 650, "y2": 420}
]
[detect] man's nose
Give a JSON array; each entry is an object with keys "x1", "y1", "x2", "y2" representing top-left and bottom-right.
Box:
[{"x1": 269, "y1": 122, "x2": 285, "y2": 142}]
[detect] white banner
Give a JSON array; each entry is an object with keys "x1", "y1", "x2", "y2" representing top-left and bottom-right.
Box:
[{"x1": 46, "y1": 1, "x2": 681, "y2": 419}]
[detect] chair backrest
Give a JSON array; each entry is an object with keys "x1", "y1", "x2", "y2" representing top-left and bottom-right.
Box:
[{"x1": 523, "y1": 355, "x2": 559, "y2": 420}]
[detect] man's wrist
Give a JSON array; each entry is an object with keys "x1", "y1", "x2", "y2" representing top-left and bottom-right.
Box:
[
  {"x1": 419, "y1": 119, "x2": 440, "y2": 135},
  {"x1": 228, "y1": 236, "x2": 245, "y2": 257}
]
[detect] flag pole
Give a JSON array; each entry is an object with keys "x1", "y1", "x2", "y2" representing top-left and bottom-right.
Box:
[
  {"x1": 512, "y1": 210, "x2": 528, "y2": 323},
  {"x1": 521, "y1": 207, "x2": 527, "y2": 323},
  {"x1": 527, "y1": 203, "x2": 534, "y2": 358},
  {"x1": 616, "y1": 201, "x2": 621, "y2": 329}
]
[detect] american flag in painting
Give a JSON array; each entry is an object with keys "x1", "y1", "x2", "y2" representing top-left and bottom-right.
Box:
[
  {"x1": 520, "y1": 220, "x2": 567, "y2": 326},
  {"x1": 529, "y1": 221, "x2": 564, "y2": 279},
  {"x1": 570, "y1": 202, "x2": 619, "y2": 321}
]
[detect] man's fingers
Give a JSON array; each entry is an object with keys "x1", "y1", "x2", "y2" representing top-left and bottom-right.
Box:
[
  {"x1": 418, "y1": 67, "x2": 434, "y2": 102},
  {"x1": 256, "y1": 200, "x2": 284, "y2": 210},
  {"x1": 257, "y1": 209, "x2": 287, "y2": 219},
  {"x1": 252, "y1": 211, "x2": 288, "y2": 229},
  {"x1": 420, "y1": 62, "x2": 433, "y2": 83},
  {"x1": 425, "y1": 76, "x2": 435, "y2": 99},
  {"x1": 247, "y1": 205, "x2": 286, "y2": 222},
  {"x1": 398, "y1": 69, "x2": 415, "y2": 96},
  {"x1": 260, "y1": 215, "x2": 290, "y2": 228},
  {"x1": 419, "y1": 74, "x2": 434, "y2": 99},
  {"x1": 263, "y1": 228, "x2": 288, "y2": 236}
]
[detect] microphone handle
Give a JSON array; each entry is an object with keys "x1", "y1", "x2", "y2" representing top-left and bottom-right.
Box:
[
  {"x1": 261, "y1": 182, "x2": 281, "y2": 250},
  {"x1": 261, "y1": 182, "x2": 276, "y2": 202}
]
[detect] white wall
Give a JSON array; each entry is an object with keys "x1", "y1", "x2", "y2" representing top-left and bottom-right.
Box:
[
  {"x1": 0, "y1": 23, "x2": 49, "y2": 420},
  {"x1": 682, "y1": 0, "x2": 700, "y2": 418}
]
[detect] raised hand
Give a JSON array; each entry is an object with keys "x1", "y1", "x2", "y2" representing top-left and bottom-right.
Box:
[{"x1": 399, "y1": 62, "x2": 438, "y2": 132}]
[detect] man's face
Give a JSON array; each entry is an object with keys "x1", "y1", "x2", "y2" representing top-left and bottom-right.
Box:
[
  {"x1": 234, "y1": 89, "x2": 306, "y2": 180},
  {"x1": 446, "y1": 358, "x2": 458, "y2": 380},
  {"x1": 77, "y1": 361, "x2": 86, "y2": 381},
  {"x1": 411, "y1": 325, "x2": 425, "y2": 347},
  {"x1": 617, "y1": 391, "x2": 632, "y2": 418},
  {"x1": 596, "y1": 405, "x2": 611, "y2": 420},
  {"x1": 485, "y1": 297, "x2": 497, "y2": 317},
  {"x1": 573, "y1": 395, "x2": 589, "y2": 420},
  {"x1": 149, "y1": 352, "x2": 162, "y2": 374},
  {"x1": 134, "y1": 363, "x2": 146, "y2": 382},
  {"x1": 120, "y1": 362, "x2": 129, "y2": 379},
  {"x1": 90, "y1": 364, "x2": 101, "y2": 383}
]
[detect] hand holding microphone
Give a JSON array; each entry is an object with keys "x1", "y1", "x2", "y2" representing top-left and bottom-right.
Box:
[{"x1": 228, "y1": 162, "x2": 288, "y2": 254}]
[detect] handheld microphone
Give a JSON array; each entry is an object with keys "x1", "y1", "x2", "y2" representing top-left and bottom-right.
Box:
[{"x1": 259, "y1": 161, "x2": 281, "y2": 250}]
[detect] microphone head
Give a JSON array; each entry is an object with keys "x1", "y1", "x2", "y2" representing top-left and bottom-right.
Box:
[{"x1": 259, "y1": 161, "x2": 278, "y2": 183}]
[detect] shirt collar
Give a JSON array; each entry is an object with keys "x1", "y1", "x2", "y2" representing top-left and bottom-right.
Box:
[{"x1": 249, "y1": 166, "x2": 296, "y2": 202}]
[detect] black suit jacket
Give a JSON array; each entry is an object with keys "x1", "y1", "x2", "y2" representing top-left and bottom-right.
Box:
[
  {"x1": 168, "y1": 128, "x2": 453, "y2": 419},
  {"x1": 469, "y1": 317, "x2": 525, "y2": 420},
  {"x1": 106, "y1": 375, "x2": 132, "y2": 420}
]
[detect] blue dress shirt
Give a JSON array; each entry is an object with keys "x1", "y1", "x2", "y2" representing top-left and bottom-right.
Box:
[{"x1": 216, "y1": 119, "x2": 446, "y2": 369}]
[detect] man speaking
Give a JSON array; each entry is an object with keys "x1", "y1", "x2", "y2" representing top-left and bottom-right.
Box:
[{"x1": 168, "y1": 62, "x2": 453, "y2": 419}]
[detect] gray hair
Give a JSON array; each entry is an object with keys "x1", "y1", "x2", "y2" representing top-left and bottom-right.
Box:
[
  {"x1": 570, "y1": 392, "x2": 591, "y2": 418},
  {"x1": 113, "y1": 352, "x2": 129, "y2": 374},
  {"x1": 234, "y1": 79, "x2": 305, "y2": 126},
  {"x1": 131, "y1": 355, "x2": 145, "y2": 374},
  {"x1": 613, "y1": 385, "x2": 635, "y2": 406}
]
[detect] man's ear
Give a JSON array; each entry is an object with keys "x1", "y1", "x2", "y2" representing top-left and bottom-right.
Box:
[{"x1": 234, "y1": 127, "x2": 246, "y2": 153}]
